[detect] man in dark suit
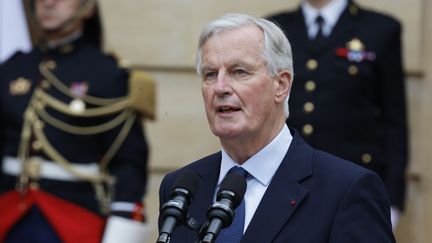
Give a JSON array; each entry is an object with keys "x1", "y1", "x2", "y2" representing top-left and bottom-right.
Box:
[
  {"x1": 159, "y1": 13, "x2": 395, "y2": 242},
  {"x1": 267, "y1": 0, "x2": 408, "y2": 229},
  {"x1": 0, "y1": 0, "x2": 153, "y2": 242}
]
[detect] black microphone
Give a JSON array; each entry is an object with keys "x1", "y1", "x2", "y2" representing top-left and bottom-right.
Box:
[
  {"x1": 157, "y1": 170, "x2": 200, "y2": 243},
  {"x1": 200, "y1": 172, "x2": 247, "y2": 243}
]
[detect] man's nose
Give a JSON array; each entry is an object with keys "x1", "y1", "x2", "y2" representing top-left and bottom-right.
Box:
[{"x1": 214, "y1": 72, "x2": 232, "y2": 96}]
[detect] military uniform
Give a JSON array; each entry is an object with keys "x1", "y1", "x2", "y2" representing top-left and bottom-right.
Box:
[
  {"x1": 268, "y1": 0, "x2": 408, "y2": 210},
  {"x1": 0, "y1": 35, "x2": 151, "y2": 242}
]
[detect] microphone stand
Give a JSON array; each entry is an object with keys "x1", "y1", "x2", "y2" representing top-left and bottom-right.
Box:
[{"x1": 157, "y1": 216, "x2": 201, "y2": 243}]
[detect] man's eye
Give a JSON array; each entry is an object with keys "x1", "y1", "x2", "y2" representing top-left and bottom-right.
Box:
[
  {"x1": 233, "y1": 69, "x2": 248, "y2": 77},
  {"x1": 203, "y1": 72, "x2": 217, "y2": 80}
]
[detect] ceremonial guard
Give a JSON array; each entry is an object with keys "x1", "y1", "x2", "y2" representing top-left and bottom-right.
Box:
[
  {"x1": 268, "y1": 0, "x2": 408, "y2": 228},
  {"x1": 0, "y1": 0, "x2": 155, "y2": 242}
]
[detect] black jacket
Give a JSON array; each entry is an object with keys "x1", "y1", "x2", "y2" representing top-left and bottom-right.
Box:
[{"x1": 268, "y1": 1, "x2": 408, "y2": 210}]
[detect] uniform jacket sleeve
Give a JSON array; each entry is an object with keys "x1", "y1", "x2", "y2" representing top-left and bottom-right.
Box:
[{"x1": 377, "y1": 21, "x2": 408, "y2": 210}]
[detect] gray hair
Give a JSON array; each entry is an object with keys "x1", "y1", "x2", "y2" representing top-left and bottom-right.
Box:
[{"x1": 196, "y1": 13, "x2": 294, "y2": 118}]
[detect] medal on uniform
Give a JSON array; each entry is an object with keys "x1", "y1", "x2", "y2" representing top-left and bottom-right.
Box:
[
  {"x1": 69, "y1": 82, "x2": 88, "y2": 113},
  {"x1": 9, "y1": 77, "x2": 31, "y2": 95},
  {"x1": 335, "y1": 38, "x2": 376, "y2": 62},
  {"x1": 347, "y1": 38, "x2": 364, "y2": 51}
]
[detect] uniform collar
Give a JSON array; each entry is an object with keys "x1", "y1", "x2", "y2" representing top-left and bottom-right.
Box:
[
  {"x1": 218, "y1": 124, "x2": 293, "y2": 187},
  {"x1": 45, "y1": 30, "x2": 83, "y2": 49},
  {"x1": 38, "y1": 31, "x2": 84, "y2": 55},
  {"x1": 302, "y1": 0, "x2": 348, "y2": 37}
]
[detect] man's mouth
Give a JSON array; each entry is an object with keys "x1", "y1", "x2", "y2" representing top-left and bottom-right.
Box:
[{"x1": 218, "y1": 106, "x2": 241, "y2": 113}]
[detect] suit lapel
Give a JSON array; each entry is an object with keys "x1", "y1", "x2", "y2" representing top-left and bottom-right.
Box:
[
  {"x1": 186, "y1": 153, "x2": 221, "y2": 242},
  {"x1": 242, "y1": 130, "x2": 313, "y2": 243}
]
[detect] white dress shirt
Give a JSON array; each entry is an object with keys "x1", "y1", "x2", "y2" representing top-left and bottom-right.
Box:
[
  {"x1": 302, "y1": 0, "x2": 348, "y2": 39},
  {"x1": 217, "y1": 124, "x2": 293, "y2": 232}
]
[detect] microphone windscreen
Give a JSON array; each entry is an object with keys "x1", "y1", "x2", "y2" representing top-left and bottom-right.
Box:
[
  {"x1": 172, "y1": 170, "x2": 200, "y2": 198},
  {"x1": 218, "y1": 173, "x2": 247, "y2": 207}
]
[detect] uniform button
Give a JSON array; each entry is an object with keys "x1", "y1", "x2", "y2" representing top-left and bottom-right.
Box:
[
  {"x1": 45, "y1": 60, "x2": 56, "y2": 70},
  {"x1": 305, "y1": 80, "x2": 316, "y2": 92},
  {"x1": 362, "y1": 153, "x2": 372, "y2": 163},
  {"x1": 302, "y1": 124, "x2": 314, "y2": 136},
  {"x1": 306, "y1": 59, "x2": 318, "y2": 71},
  {"x1": 303, "y1": 102, "x2": 315, "y2": 113},
  {"x1": 348, "y1": 65, "x2": 358, "y2": 75}
]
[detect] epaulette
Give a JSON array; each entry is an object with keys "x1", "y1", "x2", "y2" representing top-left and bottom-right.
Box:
[{"x1": 128, "y1": 70, "x2": 156, "y2": 120}]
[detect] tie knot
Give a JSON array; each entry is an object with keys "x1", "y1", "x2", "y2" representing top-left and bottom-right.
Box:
[
  {"x1": 315, "y1": 15, "x2": 324, "y2": 26},
  {"x1": 313, "y1": 15, "x2": 326, "y2": 41},
  {"x1": 229, "y1": 166, "x2": 248, "y2": 178}
]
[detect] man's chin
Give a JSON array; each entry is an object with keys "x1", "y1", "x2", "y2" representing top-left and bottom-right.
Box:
[
  {"x1": 212, "y1": 127, "x2": 241, "y2": 140},
  {"x1": 41, "y1": 25, "x2": 63, "y2": 33},
  {"x1": 37, "y1": 19, "x2": 64, "y2": 32}
]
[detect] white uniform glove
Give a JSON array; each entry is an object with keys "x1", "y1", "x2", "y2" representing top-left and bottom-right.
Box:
[{"x1": 102, "y1": 216, "x2": 152, "y2": 243}]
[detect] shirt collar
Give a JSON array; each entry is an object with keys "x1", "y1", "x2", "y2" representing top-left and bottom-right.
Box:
[
  {"x1": 218, "y1": 124, "x2": 293, "y2": 187},
  {"x1": 302, "y1": 0, "x2": 348, "y2": 34}
]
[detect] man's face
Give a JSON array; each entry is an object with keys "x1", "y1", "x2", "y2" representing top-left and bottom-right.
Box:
[
  {"x1": 200, "y1": 25, "x2": 280, "y2": 142},
  {"x1": 35, "y1": 0, "x2": 82, "y2": 32}
]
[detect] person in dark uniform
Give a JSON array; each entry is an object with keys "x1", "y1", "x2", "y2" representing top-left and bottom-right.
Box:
[
  {"x1": 267, "y1": 0, "x2": 408, "y2": 229},
  {"x1": 0, "y1": 0, "x2": 154, "y2": 242}
]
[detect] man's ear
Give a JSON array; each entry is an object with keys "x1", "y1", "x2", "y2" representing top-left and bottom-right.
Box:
[{"x1": 274, "y1": 70, "x2": 292, "y2": 104}]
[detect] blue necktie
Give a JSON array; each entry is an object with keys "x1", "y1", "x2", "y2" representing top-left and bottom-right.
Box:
[{"x1": 216, "y1": 166, "x2": 248, "y2": 243}]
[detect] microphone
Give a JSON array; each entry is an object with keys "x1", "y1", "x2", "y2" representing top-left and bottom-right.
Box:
[
  {"x1": 200, "y1": 172, "x2": 247, "y2": 243},
  {"x1": 157, "y1": 170, "x2": 200, "y2": 243}
]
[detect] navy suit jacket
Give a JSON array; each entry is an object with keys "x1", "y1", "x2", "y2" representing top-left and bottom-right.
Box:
[{"x1": 159, "y1": 129, "x2": 395, "y2": 242}]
